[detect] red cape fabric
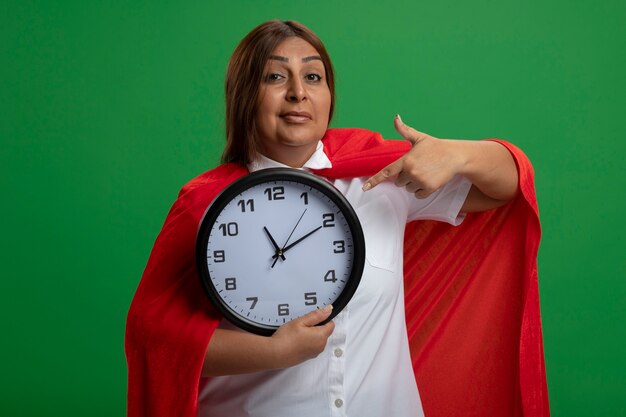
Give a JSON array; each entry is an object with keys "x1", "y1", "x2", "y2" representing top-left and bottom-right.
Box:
[{"x1": 125, "y1": 128, "x2": 550, "y2": 416}]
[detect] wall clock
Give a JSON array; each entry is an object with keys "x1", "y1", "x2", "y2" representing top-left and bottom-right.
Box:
[{"x1": 196, "y1": 168, "x2": 365, "y2": 336}]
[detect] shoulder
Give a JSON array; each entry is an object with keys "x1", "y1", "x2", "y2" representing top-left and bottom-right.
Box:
[
  {"x1": 178, "y1": 163, "x2": 248, "y2": 198},
  {"x1": 169, "y1": 163, "x2": 249, "y2": 222},
  {"x1": 315, "y1": 128, "x2": 411, "y2": 179},
  {"x1": 321, "y1": 128, "x2": 384, "y2": 152},
  {"x1": 321, "y1": 127, "x2": 410, "y2": 156}
]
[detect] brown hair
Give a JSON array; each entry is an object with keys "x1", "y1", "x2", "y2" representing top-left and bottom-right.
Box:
[{"x1": 222, "y1": 20, "x2": 335, "y2": 165}]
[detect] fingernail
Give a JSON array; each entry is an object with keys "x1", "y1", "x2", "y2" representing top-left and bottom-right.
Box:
[
  {"x1": 362, "y1": 182, "x2": 372, "y2": 191},
  {"x1": 323, "y1": 304, "x2": 333, "y2": 313},
  {"x1": 396, "y1": 114, "x2": 403, "y2": 124}
]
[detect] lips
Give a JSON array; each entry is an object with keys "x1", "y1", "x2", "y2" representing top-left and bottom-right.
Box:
[{"x1": 280, "y1": 111, "x2": 312, "y2": 123}]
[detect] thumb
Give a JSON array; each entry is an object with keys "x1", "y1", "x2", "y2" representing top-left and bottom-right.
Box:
[
  {"x1": 299, "y1": 304, "x2": 333, "y2": 327},
  {"x1": 394, "y1": 114, "x2": 426, "y2": 145}
]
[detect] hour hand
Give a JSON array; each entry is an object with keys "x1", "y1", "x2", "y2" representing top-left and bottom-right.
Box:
[
  {"x1": 264, "y1": 226, "x2": 286, "y2": 263},
  {"x1": 273, "y1": 225, "x2": 323, "y2": 258}
]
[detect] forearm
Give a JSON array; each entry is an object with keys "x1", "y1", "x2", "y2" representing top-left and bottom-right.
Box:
[
  {"x1": 202, "y1": 329, "x2": 280, "y2": 377},
  {"x1": 450, "y1": 139, "x2": 518, "y2": 202},
  {"x1": 201, "y1": 306, "x2": 334, "y2": 377}
]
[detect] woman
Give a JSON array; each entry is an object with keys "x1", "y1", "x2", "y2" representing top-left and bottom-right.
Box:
[{"x1": 126, "y1": 20, "x2": 549, "y2": 417}]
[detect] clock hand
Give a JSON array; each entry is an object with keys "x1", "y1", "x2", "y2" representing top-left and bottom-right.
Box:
[
  {"x1": 265, "y1": 226, "x2": 286, "y2": 268},
  {"x1": 270, "y1": 209, "x2": 307, "y2": 268},
  {"x1": 272, "y1": 225, "x2": 323, "y2": 259},
  {"x1": 263, "y1": 226, "x2": 286, "y2": 261},
  {"x1": 281, "y1": 209, "x2": 307, "y2": 250}
]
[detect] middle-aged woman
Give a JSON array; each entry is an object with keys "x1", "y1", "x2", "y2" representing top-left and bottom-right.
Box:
[{"x1": 126, "y1": 20, "x2": 549, "y2": 417}]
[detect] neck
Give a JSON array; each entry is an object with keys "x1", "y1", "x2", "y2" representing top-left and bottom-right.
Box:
[{"x1": 259, "y1": 143, "x2": 319, "y2": 168}]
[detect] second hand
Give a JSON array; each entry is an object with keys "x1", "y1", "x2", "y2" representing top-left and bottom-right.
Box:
[
  {"x1": 280, "y1": 208, "x2": 307, "y2": 250},
  {"x1": 271, "y1": 208, "x2": 307, "y2": 268}
]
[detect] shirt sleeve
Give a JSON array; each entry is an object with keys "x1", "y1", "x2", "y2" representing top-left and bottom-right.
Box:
[{"x1": 405, "y1": 175, "x2": 472, "y2": 225}]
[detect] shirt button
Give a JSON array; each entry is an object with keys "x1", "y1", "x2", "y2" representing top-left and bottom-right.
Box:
[
  {"x1": 335, "y1": 399, "x2": 344, "y2": 408},
  {"x1": 334, "y1": 348, "x2": 343, "y2": 357}
]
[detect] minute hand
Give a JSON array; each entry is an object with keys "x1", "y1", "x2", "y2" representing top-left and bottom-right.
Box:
[{"x1": 274, "y1": 225, "x2": 323, "y2": 257}]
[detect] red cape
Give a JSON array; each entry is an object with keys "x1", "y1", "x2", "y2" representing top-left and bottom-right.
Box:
[{"x1": 125, "y1": 128, "x2": 550, "y2": 416}]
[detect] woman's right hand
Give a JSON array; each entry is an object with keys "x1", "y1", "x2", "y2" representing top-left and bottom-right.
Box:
[
  {"x1": 271, "y1": 304, "x2": 335, "y2": 368},
  {"x1": 202, "y1": 305, "x2": 335, "y2": 377}
]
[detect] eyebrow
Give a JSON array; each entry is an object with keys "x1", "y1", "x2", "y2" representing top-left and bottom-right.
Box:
[{"x1": 269, "y1": 55, "x2": 323, "y2": 63}]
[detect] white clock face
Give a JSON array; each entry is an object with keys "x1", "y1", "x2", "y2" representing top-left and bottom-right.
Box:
[{"x1": 197, "y1": 169, "x2": 364, "y2": 335}]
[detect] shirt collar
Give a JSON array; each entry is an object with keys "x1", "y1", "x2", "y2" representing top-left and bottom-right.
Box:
[{"x1": 247, "y1": 141, "x2": 333, "y2": 173}]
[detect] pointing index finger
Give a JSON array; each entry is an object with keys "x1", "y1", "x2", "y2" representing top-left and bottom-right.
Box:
[{"x1": 362, "y1": 158, "x2": 404, "y2": 191}]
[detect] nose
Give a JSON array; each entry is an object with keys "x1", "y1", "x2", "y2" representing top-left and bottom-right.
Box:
[{"x1": 286, "y1": 77, "x2": 306, "y2": 102}]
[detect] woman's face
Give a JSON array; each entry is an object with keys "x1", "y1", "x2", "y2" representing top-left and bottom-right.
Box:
[{"x1": 255, "y1": 37, "x2": 331, "y2": 167}]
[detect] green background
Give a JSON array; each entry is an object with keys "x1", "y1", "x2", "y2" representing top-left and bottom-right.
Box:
[{"x1": 2, "y1": 1, "x2": 624, "y2": 415}]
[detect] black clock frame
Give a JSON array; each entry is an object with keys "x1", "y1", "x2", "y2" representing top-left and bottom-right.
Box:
[{"x1": 196, "y1": 168, "x2": 365, "y2": 336}]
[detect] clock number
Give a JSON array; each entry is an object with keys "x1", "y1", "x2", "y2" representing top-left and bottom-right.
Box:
[
  {"x1": 322, "y1": 213, "x2": 335, "y2": 227},
  {"x1": 300, "y1": 192, "x2": 309, "y2": 205},
  {"x1": 324, "y1": 269, "x2": 337, "y2": 283},
  {"x1": 264, "y1": 186, "x2": 285, "y2": 201},
  {"x1": 218, "y1": 222, "x2": 239, "y2": 236},
  {"x1": 278, "y1": 303, "x2": 290, "y2": 316},
  {"x1": 237, "y1": 199, "x2": 255, "y2": 212},
  {"x1": 225, "y1": 277, "x2": 236, "y2": 290},
  {"x1": 333, "y1": 240, "x2": 345, "y2": 253},
  {"x1": 304, "y1": 292, "x2": 317, "y2": 306},
  {"x1": 246, "y1": 296, "x2": 258, "y2": 309},
  {"x1": 213, "y1": 250, "x2": 225, "y2": 263}
]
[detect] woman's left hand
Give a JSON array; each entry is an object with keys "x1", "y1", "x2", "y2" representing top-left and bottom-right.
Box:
[
  {"x1": 363, "y1": 115, "x2": 465, "y2": 199},
  {"x1": 363, "y1": 115, "x2": 519, "y2": 212}
]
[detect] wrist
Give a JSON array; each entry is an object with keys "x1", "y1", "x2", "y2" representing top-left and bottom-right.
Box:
[
  {"x1": 442, "y1": 139, "x2": 471, "y2": 177},
  {"x1": 267, "y1": 333, "x2": 293, "y2": 369}
]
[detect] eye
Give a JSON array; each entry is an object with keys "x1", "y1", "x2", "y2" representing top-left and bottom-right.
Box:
[
  {"x1": 305, "y1": 73, "x2": 322, "y2": 82},
  {"x1": 266, "y1": 73, "x2": 284, "y2": 82}
]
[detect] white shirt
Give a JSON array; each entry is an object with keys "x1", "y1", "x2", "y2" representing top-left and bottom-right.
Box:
[{"x1": 197, "y1": 141, "x2": 472, "y2": 417}]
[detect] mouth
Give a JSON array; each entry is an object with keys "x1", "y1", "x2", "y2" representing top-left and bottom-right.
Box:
[{"x1": 280, "y1": 111, "x2": 312, "y2": 123}]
